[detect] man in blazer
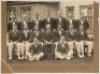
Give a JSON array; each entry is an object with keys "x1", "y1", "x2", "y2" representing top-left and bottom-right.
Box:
[
  {"x1": 43, "y1": 10, "x2": 56, "y2": 31},
  {"x1": 55, "y1": 36, "x2": 70, "y2": 60},
  {"x1": 16, "y1": 28, "x2": 26, "y2": 60},
  {"x1": 29, "y1": 25, "x2": 43, "y2": 43},
  {"x1": 43, "y1": 24, "x2": 56, "y2": 60},
  {"x1": 8, "y1": 23, "x2": 19, "y2": 60},
  {"x1": 29, "y1": 37, "x2": 44, "y2": 61},
  {"x1": 30, "y1": 13, "x2": 44, "y2": 31},
  {"x1": 56, "y1": 11, "x2": 70, "y2": 31}
]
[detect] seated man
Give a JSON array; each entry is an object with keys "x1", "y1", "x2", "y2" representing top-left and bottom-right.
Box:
[
  {"x1": 84, "y1": 38, "x2": 93, "y2": 57},
  {"x1": 23, "y1": 24, "x2": 32, "y2": 59},
  {"x1": 75, "y1": 39, "x2": 84, "y2": 58},
  {"x1": 55, "y1": 36, "x2": 69, "y2": 60},
  {"x1": 29, "y1": 25, "x2": 43, "y2": 42},
  {"x1": 16, "y1": 29, "x2": 25, "y2": 60},
  {"x1": 76, "y1": 26, "x2": 89, "y2": 58},
  {"x1": 29, "y1": 37, "x2": 44, "y2": 61},
  {"x1": 67, "y1": 38, "x2": 74, "y2": 60},
  {"x1": 16, "y1": 40, "x2": 25, "y2": 60},
  {"x1": 67, "y1": 27, "x2": 80, "y2": 57},
  {"x1": 43, "y1": 24, "x2": 55, "y2": 60}
]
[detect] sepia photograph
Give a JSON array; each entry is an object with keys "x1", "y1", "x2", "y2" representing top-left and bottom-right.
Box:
[
  {"x1": 7, "y1": 1, "x2": 94, "y2": 61},
  {"x1": 1, "y1": 0, "x2": 99, "y2": 73}
]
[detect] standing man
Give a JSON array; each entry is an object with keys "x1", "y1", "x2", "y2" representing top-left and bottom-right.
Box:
[
  {"x1": 80, "y1": 19, "x2": 89, "y2": 31},
  {"x1": 56, "y1": 11, "x2": 69, "y2": 31},
  {"x1": 21, "y1": 14, "x2": 29, "y2": 31},
  {"x1": 8, "y1": 10, "x2": 16, "y2": 32},
  {"x1": 69, "y1": 13, "x2": 80, "y2": 30},
  {"x1": 8, "y1": 22, "x2": 19, "y2": 60},
  {"x1": 30, "y1": 13, "x2": 44, "y2": 31},
  {"x1": 43, "y1": 10, "x2": 56, "y2": 31}
]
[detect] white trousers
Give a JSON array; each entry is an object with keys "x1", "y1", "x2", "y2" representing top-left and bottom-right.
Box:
[
  {"x1": 8, "y1": 42, "x2": 16, "y2": 60},
  {"x1": 55, "y1": 52, "x2": 65, "y2": 59},
  {"x1": 29, "y1": 52, "x2": 44, "y2": 61},
  {"x1": 85, "y1": 41, "x2": 93, "y2": 57},
  {"x1": 67, "y1": 41, "x2": 74, "y2": 59},
  {"x1": 16, "y1": 42, "x2": 25, "y2": 59},
  {"x1": 76, "y1": 41, "x2": 84, "y2": 58},
  {"x1": 24, "y1": 42, "x2": 31, "y2": 59}
]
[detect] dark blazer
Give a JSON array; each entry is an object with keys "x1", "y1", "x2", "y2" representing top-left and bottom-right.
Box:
[
  {"x1": 83, "y1": 20, "x2": 89, "y2": 31},
  {"x1": 9, "y1": 30, "x2": 19, "y2": 42},
  {"x1": 57, "y1": 43, "x2": 69, "y2": 54},
  {"x1": 43, "y1": 17, "x2": 56, "y2": 30},
  {"x1": 55, "y1": 30, "x2": 66, "y2": 41},
  {"x1": 8, "y1": 22, "x2": 13, "y2": 32},
  {"x1": 38, "y1": 20, "x2": 45, "y2": 31},
  {"x1": 28, "y1": 21, "x2": 35, "y2": 30},
  {"x1": 16, "y1": 21, "x2": 23, "y2": 31},
  {"x1": 29, "y1": 43, "x2": 43, "y2": 55},
  {"x1": 73, "y1": 19, "x2": 80, "y2": 30},
  {"x1": 18, "y1": 30, "x2": 25, "y2": 42},
  {"x1": 28, "y1": 30, "x2": 43, "y2": 42},
  {"x1": 65, "y1": 31, "x2": 70, "y2": 41},
  {"x1": 43, "y1": 30, "x2": 55, "y2": 43},
  {"x1": 8, "y1": 21, "x2": 20, "y2": 32},
  {"x1": 68, "y1": 30, "x2": 80, "y2": 40},
  {"x1": 20, "y1": 21, "x2": 29, "y2": 30},
  {"x1": 79, "y1": 30, "x2": 88, "y2": 40},
  {"x1": 56, "y1": 17, "x2": 70, "y2": 31},
  {"x1": 29, "y1": 19, "x2": 44, "y2": 31}
]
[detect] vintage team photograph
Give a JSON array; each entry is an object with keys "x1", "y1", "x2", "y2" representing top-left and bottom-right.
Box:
[
  {"x1": 7, "y1": 1, "x2": 94, "y2": 61},
  {"x1": 1, "y1": 0, "x2": 99, "y2": 73}
]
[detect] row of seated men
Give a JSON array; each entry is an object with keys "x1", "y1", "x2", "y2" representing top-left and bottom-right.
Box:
[{"x1": 7, "y1": 21, "x2": 93, "y2": 61}]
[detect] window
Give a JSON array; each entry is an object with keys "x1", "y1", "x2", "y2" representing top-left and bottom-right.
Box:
[
  {"x1": 8, "y1": 7, "x2": 16, "y2": 22},
  {"x1": 66, "y1": 6, "x2": 74, "y2": 19},
  {"x1": 80, "y1": 5, "x2": 93, "y2": 33},
  {"x1": 20, "y1": 6, "x2": 31, "y2": 21}
]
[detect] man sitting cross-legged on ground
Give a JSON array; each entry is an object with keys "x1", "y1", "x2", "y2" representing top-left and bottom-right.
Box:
[
  {"x1": 29, "y1": 37, "x2": 44, "y2": 61},
  {"x1": 55, "y1": 36, "x2": 70, "y2": 60}
]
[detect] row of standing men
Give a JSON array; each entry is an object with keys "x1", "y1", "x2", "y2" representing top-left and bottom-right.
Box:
[{"x1": 8, "y1": 12, "x2": 89, "y2": 32}]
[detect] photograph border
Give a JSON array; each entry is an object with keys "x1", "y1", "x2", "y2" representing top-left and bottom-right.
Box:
[{"x1": 1, "y1": 1, "x2": 99, "y2": 73}]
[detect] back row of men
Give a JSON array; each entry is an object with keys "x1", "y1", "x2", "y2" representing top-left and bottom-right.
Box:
[{"x1": 8, "y1": 11, "x2": 89, "y2": 32}]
